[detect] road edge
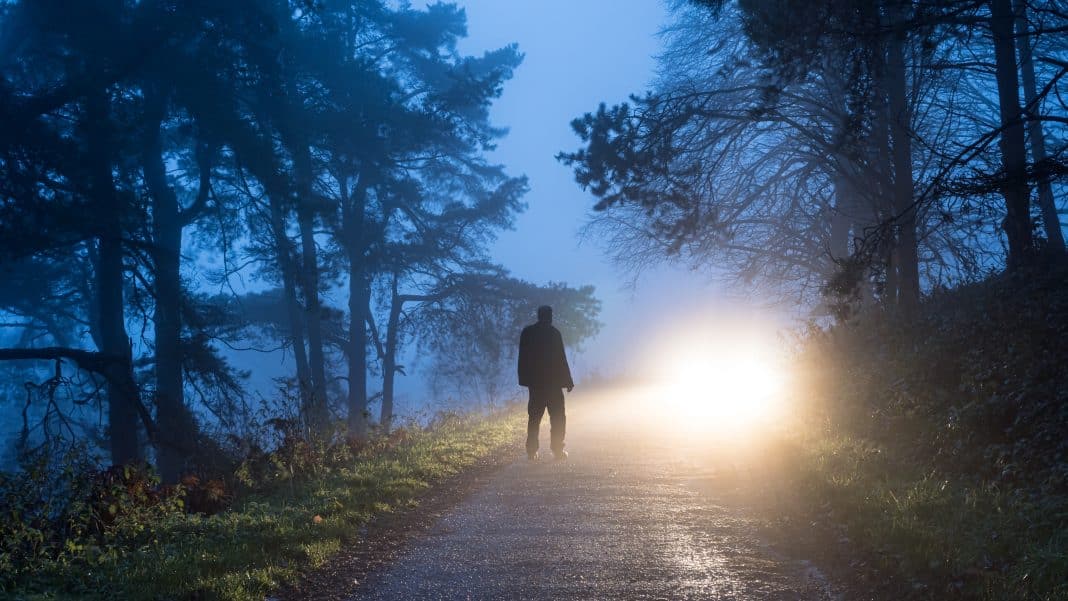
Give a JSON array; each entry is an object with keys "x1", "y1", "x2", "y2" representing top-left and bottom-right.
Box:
[{"x1": 272, "y1": 438, "x2": 522, "y2": 601}]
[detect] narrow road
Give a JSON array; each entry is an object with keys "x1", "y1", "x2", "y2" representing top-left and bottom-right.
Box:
[{"x1": 352, "y1": 390, "x2": 838, "y2": 600}]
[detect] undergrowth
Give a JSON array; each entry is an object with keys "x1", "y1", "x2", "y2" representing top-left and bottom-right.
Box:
[
  {"x1": 766, "y1": 264, "x2": 1068, "y2": 600},
  {"x1": 0, "y1": 410, "x2": 521, "y2": 600}
]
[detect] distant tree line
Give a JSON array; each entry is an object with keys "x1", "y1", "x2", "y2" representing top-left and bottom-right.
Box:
[
  {"x1": 561, "y1": 0, "x2": 1068, "y2": 315},
  {"x1": 0, "y1": 1, "x2": 600, "y2": 481}
]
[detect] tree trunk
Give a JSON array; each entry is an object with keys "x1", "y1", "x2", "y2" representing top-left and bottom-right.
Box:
[
  {"x1": 830, "y1": 174, "x2": 852, "y2": 263},
  {"x1": 825, "y1": 64, "x2": 853, "y2": 267},
  {"x1": 294, "y1": 143, "x2": 329, "y2": 431},
  {"x1": 885, "y1": 3, "x2": 920, "y2": 312},
  {"x1": 142, "y1": 91, "x2": 197, "y2": 482},
  {"x1": 380, "y1": 275, "x2": 401, "y2": 432},
  {"x1": 870, "y1": 48, "x2": 899, "y2": 307},
  {"x1": 97, "y1": 237, "x2": 141, "y2": 464},
  {"x1": 86, "y1": 90, "x2": 141, "y2": 465},
  {"x1": 344, "y1": 179, "x2": 370, "y2": 440},
  {"x1": 347, "y1": 268, "x2": 370, "y2": 439},
  {"x1": 267, "y1": 193, "x2": 313, "y2": 414},
  {"x1": 1015, "y1": 0, "x2": 1065, "y2": 254},
  {"x1": 991, "y1": 0, "x2": 1035, "y2": 268}
]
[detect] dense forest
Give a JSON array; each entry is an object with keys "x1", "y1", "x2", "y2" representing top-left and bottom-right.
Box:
[{"x1": 0, "y1": 0, "x2": 600, "y2": 480}]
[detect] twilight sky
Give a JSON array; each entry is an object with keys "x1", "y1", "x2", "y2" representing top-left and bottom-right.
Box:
[{"x1": 445, "y1": 0, "x2": 741, "y2": 379}]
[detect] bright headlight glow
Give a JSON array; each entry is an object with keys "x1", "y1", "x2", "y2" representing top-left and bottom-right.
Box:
[
  {"x1": 665, "y1": 352, "x2": 783, "y2": 420},
  {"x1": 649, "y1": 326, "x2": 787, "y2": 435}
]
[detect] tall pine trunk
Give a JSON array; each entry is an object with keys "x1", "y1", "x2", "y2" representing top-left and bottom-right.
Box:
[
  {"x1": 86, "y1": 90, "x2": 141, "y2": 465},
  {"x1": 991, "y1": 0, "x2": 1035, "y2": 268},
  {"x1": 344, "y1": 179, "x2": 370, "y2": 440},
  {"x1": 97, "y1": 238, "x2": 141, "y2": 464},
  {"x1": 294, "y1": 143, "x2": 329, "y2": 431},
  {"x1": 380, "y1": 276, "x2": 401, "y2": 431},
  {"x1": 347, "y1": 267, "x2": 370, "y2": 439},
  {"x1": 142, "y1": 91, "x2": 196, "y2": 482},
  {"x1": 267, "y1": 193, "x2": 313, "y2": 411},
  {"x1": 1015, "y1": 0, "x2": 1065, "y2": 254}
]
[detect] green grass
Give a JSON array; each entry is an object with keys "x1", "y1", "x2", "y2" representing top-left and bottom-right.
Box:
[
  {"x1": 760, "y1": 366, "x2": 1063, "y2": 587},
  {"x1": 9, "y1": 412, "x2": 521, "y2": 601},
  {"x1": 769, "y1": 430, "x2": 1068, "y2": 600}
]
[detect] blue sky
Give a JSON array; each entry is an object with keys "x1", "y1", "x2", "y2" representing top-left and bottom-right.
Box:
[{"x1": 443, "y1": 0, "x2": 742, "y2": 379}]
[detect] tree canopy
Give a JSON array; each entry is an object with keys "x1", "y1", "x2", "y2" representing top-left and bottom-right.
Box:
[
  {"x1": 0, "y1": 0, "x2": 601, "y2": 480},
  {"x1": 561, "y1": 0, "x2": 1068, "y2": 315}
]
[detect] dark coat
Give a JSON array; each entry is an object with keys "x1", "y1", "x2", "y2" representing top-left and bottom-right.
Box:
[{"x1": 517, "y1": 321, "x2": 574, "y2": 389}]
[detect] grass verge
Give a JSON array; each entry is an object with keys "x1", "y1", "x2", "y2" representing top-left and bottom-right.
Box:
[
  {"x1": 9, "y1": 411, "x2": 522, "y2": 601},
  {"x1": 749, "y1": 431, "x2": 1068, "y2": 600},
  {"x1": 743, "y1": 267, "x2": 1068, "y2": 600}
]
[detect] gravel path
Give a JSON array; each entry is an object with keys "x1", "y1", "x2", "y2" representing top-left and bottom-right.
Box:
[{"x1": 350, "y1": 394, "x2": 839, "y2": 600}]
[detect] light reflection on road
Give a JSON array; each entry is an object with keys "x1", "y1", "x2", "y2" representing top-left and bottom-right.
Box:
[{"x1": 353, "y1": 388, "x2": 836, "y2": 601}]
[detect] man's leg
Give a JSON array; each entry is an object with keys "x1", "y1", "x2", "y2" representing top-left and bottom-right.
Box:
[
  {"x1": 526, "y1": 387, "x2": 546, "y2": 457},
  {"x1": 547, "y1": 388, "x2": 566, "y2": 455}
]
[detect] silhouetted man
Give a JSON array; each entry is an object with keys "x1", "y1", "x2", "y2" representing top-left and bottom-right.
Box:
[{"x1": 518, "y1": 305, "x2": 574, "y2": 461}]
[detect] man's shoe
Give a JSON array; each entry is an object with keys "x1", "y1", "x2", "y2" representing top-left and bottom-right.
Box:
[
  {"x1": 553, "y1": 450, "x2": 568, "y2": 461},
  {"x1": 527, "y1": 451, "x2": 539, "y2": 461}
]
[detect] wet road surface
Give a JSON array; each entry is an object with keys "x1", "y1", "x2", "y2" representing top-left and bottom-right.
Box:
[{"x1": 351, "y1": 392, "x2": 838, "y2": 600}]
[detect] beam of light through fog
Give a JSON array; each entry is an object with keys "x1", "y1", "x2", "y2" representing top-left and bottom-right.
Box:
[{"x1": 643, "y1": 313, "x2": 789, "y2": 435}]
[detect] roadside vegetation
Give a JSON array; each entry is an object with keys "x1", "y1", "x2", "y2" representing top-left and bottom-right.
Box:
[
  {"x1": 758, "y1": 265, "x2": 1068, "y2": 600},
  {"x1": 0, "y1": 411, "x2": 521, "y2": 600}
]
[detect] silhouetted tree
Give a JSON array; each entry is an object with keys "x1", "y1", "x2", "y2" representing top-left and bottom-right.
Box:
[
  {"x1": 562, "y1": 0, "x2": 1067, "y2": 317},
  {"x1": 0, "y1": 0, "x2": 591, "y2": 478}
]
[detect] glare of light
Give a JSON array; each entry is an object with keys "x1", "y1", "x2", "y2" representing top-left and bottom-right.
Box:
[{"x1": 653, "y1": 337, "x2": 787, "y2": 436}]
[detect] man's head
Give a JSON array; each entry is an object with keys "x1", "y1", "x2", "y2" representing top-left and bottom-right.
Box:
[{"x1": 537, "y1": 305, "x2": 552, "y2": 324}]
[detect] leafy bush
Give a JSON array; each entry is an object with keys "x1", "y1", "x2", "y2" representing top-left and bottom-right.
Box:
[{"x1": 0, "y1": 443, "x2": 186, "y2": 594}]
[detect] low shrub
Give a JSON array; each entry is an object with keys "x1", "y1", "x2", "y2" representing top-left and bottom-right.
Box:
[
  {"x1": 0, "y1": 410, "x2": 521, "y2": 599},
  {"x1": 774, "y1": 264, "x2": 1068, "y2": 599}
]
